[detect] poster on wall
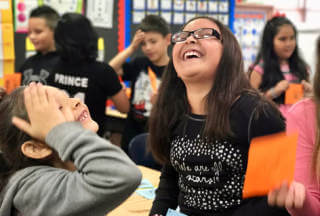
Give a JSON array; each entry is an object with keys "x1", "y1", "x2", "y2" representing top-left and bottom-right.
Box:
[
  {"x1": 131, "y1": 0, "x2": 232, "y2": 26},
  {"x1": 14, "y1": 0, "x2": 38, "y2": 33},
  {"x1": 14, "y1": 0, "x2": 84, "y2": 33},
  {"x1": 234, "y1": 12, "x2": 266, "y2": 71},
  {"x1": 86, "y1": 0, "x2": 114, "y2": 28},
  {"x1": 42, "y1": 0, "x2": 83, "y2": 15}
]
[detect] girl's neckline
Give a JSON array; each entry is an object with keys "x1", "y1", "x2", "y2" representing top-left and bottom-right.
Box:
[{"x1": 186, "y1": 113, "x2": 206, "y2": 121}]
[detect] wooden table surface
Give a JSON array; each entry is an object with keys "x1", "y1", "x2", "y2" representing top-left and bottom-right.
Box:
[{"x1": 108, "y1": 166, "x2": 160, "y2": 216}]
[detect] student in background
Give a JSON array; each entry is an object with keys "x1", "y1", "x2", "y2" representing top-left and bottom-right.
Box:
[
  {"x1": 148, "y1": 16, "x2": 289, "y2": 216},
  {"x1": 109, "y1": 15, "x2": 171, "y2": 153},
  {"x1": 267, "y1": 36, "x2": 320, "y2": 216},
  {"x1": 19, "y1": 5, "x2": 60, "y2": 85},
  {"x1": 248, "y1": 16, "x2": 312, "y2": 118},
  {"x1": 0, "y1": 83, "x2": 141, "y2": 216},
  {"x1": 47, "y1": 13, "x2": 129, "y2": 137}
]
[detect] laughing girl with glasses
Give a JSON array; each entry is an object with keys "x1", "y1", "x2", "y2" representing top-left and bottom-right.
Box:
[{"x1": 148, "y1": 16, "x2": 290, "y2": 216}]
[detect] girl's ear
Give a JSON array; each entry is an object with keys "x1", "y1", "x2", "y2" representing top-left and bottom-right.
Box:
[{"x1": 21, "y1": 140, "x2": 53, "y2": 159}]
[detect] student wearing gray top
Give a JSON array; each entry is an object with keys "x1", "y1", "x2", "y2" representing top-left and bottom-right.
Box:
[{"x1": 0, "y1": 83, "x2": 142, "y2": 216}]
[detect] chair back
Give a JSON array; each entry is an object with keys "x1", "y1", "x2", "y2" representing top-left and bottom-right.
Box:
[{"x1": 128, "y1": 133, "x2": 161, "y2": 170}]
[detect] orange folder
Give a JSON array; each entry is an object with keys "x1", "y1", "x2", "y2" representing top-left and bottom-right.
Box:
[
  {"x1": 242, "y1": 132, "x2": 298, "y2": 199},
  {"x1": 4, "y1": 73, "x2": 21, "y2": 94},
  {"x1": 285, "y1": 83, "x2": 304, "y2": 105}
]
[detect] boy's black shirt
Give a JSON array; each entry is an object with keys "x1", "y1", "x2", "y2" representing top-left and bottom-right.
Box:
[
  {"x1": 121, "y1": 57, "x2": 166, "y2": 152},
  {"x1": 19, "y1": 51, "x2": 59, "y2": 85}
]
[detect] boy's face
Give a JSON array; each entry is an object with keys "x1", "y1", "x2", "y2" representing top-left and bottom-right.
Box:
[
  {"x1": 28, "y1": 17, "x2": 55, "y2": 54},
  {"x1": 140, "y1": 31, "x2": 170, "y2": 65},
  {"x1": 46, "y1": 86, "x2": 99, "y2": 133}
]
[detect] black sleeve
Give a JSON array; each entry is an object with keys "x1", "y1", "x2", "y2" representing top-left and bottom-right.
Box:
[
  {"x1": 97, "y1": 64, "x2": 122, "y2": 97},
  {"x1": 122, "y1": 57, "x2": 147, "y2": 81},
  {"x1": 149, "y1": 164, "x2": 179, "y2": 216},
  {"x1": 249, "y1": 101, "x2": 285, "y2": 141}
]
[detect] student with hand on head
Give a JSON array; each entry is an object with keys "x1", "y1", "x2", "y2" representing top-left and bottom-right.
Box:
[
  {"x1": 0, "y1": 83, "x2": 141, "y2": 216},
  {"x1": 109, "y1": 15, "x2": 171, "y2": 153},
  {"x1": 248, "y1": 16, "x2": 312, "y2": 118},
  {"x1": 47, "y1": 13, "x2": 129, "y2": 137},
  {"x1": 267, "y1": 36, "x2": 320, "y2": 216},
  {"x1": 148, "y1": 16, "x2": 290, "y2": 216},
  {"x1": 19, "y1": 5, "x2": 60, "y2": 85}
]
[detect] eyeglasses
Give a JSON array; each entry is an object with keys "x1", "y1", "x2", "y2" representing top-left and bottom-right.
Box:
[{"x1": 171, "y1": 28, "x2": 221, "y2": 44}]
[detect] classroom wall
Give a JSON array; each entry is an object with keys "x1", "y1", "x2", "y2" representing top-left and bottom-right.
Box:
[{"x1": 14, "y1": 2, "x2": 119, "y2": 72}]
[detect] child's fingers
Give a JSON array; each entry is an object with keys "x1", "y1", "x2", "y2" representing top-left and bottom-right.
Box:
[
  {"x1": 36, "y1": 83, "x2": 49, "y2": 106},
  {"x1": 294, "y1": 183, "x2": 305, "y2": 208},
  {"x1": 285, "y1": 183, "x2": 295, "y2": 209},
  {"x1": 29, "y1": 83, "x2": 41, "y2": 107},
  {"x1": 275, "y1": 182, "x2": 289, "y2": 206},
  {"x1": 46, "y1": 86, "x2": 60, "y2": 109},
  {"x1": 12, "y1": 117, "x2": 31, "y2": 135},
  {"x1": 24, "y1": 86, "x2": 34, "y2": 114},
  {"x1": 267, "y1": 189, "x2": 278, "y2": 206}
]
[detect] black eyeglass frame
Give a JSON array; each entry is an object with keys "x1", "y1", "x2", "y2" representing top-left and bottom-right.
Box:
[{"x1": 171, "y1": 28, "x2": 222, "y2": 44}]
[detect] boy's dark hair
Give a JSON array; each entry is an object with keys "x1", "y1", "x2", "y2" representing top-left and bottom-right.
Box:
[
  {"x1": 138, "y1": 15, "x2": 170, "y2": 36},
  {"x1": 30, "y1": 5, "x2": 60, "y2": 30},
  {"x1": 54, "y1": 13, "x2": 98, "y2": 63}
]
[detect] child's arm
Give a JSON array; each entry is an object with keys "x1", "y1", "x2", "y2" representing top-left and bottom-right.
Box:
[
  {"x1": 149, "y1": 164, "x2": 179, "y2": 216},
  {"x1": 109, "y1": 30, "x2": 145, "y2": 76},
  {"x1": 250, "y1": 70, "x2": 289, "y2": 100},
  {"x1": 110, "y1": 86, "x2": 130, "y2": 113},
  {"x1": 268, "y1": 99, "x2": 320, "y2": 216},
  {"x1": 11, "y1": 84, "x2": 142, "y2": 215}
]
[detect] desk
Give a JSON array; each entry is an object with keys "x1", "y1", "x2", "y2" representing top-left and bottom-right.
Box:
[{"x1": 108, "y1": 166, "x2": 160, "y2": 216}]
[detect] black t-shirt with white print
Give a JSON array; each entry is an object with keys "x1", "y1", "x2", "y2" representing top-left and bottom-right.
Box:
[
  {"x1": 19, "y1": 51, "x2": 59, "y2": 85},
  {"x1": 47, "y1": 59, "x2": 122, "y2": 136},
  {"x1": 121, "y1": 57, "x2": 166, "y2": 151},
  {"x1": 150, "y1": 93, "x2": 290, "y2": 216}
]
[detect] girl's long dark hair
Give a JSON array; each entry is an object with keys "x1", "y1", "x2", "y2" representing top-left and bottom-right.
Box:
[
  {"x1": 249, "y1": 17, "x2": 309, "y2": 93},
  {"x1": 54, "y1": 13, "x2": 98, "y2": 63},
  {"x1": 149, "y1": 17, "x2": 253, "y2": 164},
  {"x1": 0, "y1": 87, "x2": 52, "y2": 192}
]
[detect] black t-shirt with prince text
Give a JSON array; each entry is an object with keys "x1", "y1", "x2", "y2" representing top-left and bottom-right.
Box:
[
  {"x1": 47, "y1": 59, "x2": 122, "y2": 136},
  {"x1": 19, "y1": 51, "x2": 59, "y2": 85}
]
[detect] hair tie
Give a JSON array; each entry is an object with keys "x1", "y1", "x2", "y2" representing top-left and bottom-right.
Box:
[{"x1": 272, "y1": 11, "x2": 286, "y2": 18}]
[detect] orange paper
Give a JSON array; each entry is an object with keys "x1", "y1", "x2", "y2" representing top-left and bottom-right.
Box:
[
  {"x1": 242, "y1": 132, "x2": 298, "y2": 198},
  {"x1": 285, "y1": 83, "x2": 304, "y2": 105},
  {"x1": 4, "y1": 73, "x2": 21, "y2": 94}
]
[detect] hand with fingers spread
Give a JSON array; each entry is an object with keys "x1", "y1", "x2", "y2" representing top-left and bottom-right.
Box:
[
  {"x1": 12, "y1": 83, "x2": 74, "y2": 142},
  {"x1": 268, "y1": 181, "x2": 306, "y2": 210}
]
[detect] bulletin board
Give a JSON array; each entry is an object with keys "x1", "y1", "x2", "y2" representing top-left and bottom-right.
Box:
[
  {"x1": 14, "y1": 0, "x2": 236, "y2": 73},
  {"x1": 14, "y1": 0, "x2": 121, "y2": 72},
  {"x1": 234, "y1": 3, "x2": 273, "y2": 71},
  {"x1": 128, "y1": 0, "x2": 235, "y2": 57}
]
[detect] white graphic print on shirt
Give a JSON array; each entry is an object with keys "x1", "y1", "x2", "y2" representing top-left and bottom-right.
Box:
[
  {"x1": 171, "y1": 134, "x2": 244, "y2": 211},
  {"x1": 132, "y1": 71, "x2": 161, "y2": 117},
  {"x1": 22, "y1": 69, "x2": 50, "y2": 85}
]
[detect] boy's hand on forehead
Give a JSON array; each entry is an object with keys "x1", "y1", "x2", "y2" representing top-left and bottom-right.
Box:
[
  {"x1": 131, "y1": 29, "x2": 145, "y2": 50},
  {"x1": 12, "y1": 83, "x2": 73, "y2": 142}
]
